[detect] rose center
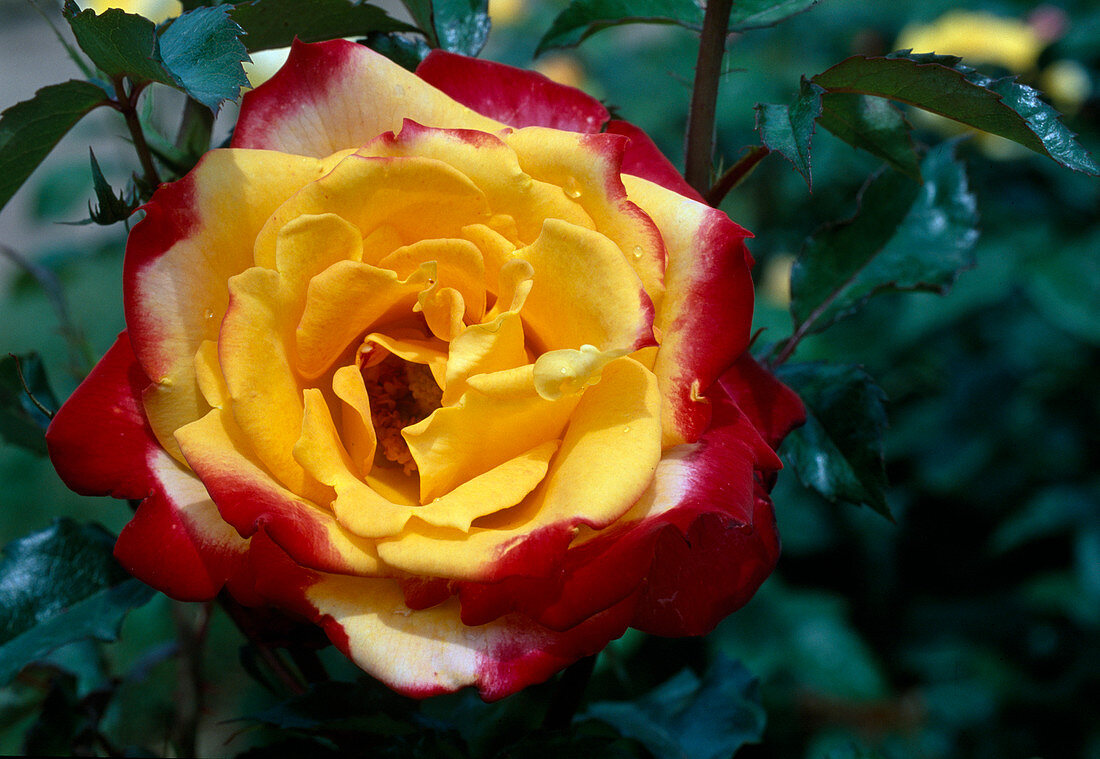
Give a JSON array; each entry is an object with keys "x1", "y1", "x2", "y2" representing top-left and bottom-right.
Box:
[{"x1": 361, "y1": 354, "x2": 442, "y2": 475}]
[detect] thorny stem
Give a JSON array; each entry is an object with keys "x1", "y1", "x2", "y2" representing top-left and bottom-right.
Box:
[
  {"x1": 542, "y1": 654, "x2": 597, "y2": 730},
  {"x1": 706, "y1": 145, "x2": 771, "y2": 206},
  {"x1": 684, "y1": 0, "x2": 735, "y2": 198},
  {"x1": 111, "y1": 77, "x2": 162, "y2": 190}
]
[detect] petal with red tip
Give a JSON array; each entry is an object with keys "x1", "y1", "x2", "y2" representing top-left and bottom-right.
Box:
[{"x1": 416, "y1": 50, "x2": 609, "y2": 133}]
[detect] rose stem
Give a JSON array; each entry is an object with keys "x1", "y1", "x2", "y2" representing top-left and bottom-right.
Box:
[
  {"x1": 171, "y1": 600, "x2": 211, "y2": 758},
  {"x1": 110, "y1": 76, "x2": 162, "y2": 192},
  {"x1": 706, "y1": 145, "x2": 771, "y2": 206},
  {"x1": 541, "y1": 654, "x2": 598, "y2": 730},
  {"x1": 684, "y1": 0, "x2": 735, "y2": 199}
]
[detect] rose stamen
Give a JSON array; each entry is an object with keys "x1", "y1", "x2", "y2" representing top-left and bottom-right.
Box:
[{"x1": 361, "y1": 354, "x2": 442, "y2": 475}]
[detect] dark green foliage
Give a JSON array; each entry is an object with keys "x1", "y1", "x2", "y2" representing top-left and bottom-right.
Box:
[
  {"x1": 0, "y1": 80, "x2": 107, "y2": 212},
  {"x1": 0, "y1": 520, "x2": 154, "y2": 685},
  {"x1": 535, "y1": 0, "x2": 820, "y2": 54},
  {"x1": 788, "y1": 142, "x2": 978, "y2": 336},
  {"x1": 86, "y1": 149, "x2": 139, "y2": 225},
  {"x1": 230, "y1": 0, "x2": 416, "y2": 53},
  {"x1": 755, "y1": 79, "x2": 825, "y2": 187},
  {"x1": 402, "y1": 0, "x2": 492, "y2": 56},
  {"x1": 775, "y1": 363, "x2": 890, "y2": 516},
  {"x1": 817, "y1": 93, "x2": 921, "y2": 180},
  {"x1": 813, "y1": 51, "x2": 1100, "y2": 175},
  {"x1": 159, "y1": 6, "x2": 250, "y2": 109},
  {"x1": 584, "y1": 658, "x2": 766, "y2": 759},
  {"x1": 62, "y1": 0, "x2": 175, "y2": 84},
  {"x1": 0, "y1": 353, "x2": 58, "y2": 455},
  {"x1": 362, "y1": 32, "x2": 433, "y2": 71}
]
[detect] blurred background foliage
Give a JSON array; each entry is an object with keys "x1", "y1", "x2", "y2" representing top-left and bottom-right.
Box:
[{"x1": 0, "y1": 0, "x2": 1098, "y2": 757}]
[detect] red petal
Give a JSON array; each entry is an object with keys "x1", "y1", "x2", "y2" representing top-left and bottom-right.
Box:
[
  {"x1": 719, "y1": 353, "x2": 806, "y2": 449},
  {"x1": 46, "y1": 332, "x2": 156, "y2": 499},
  {"x1": 416, "y1": 50, "x2": 609, "y2": 133},
  {"x1": 605, "y1": 119, "x2": 704, "y2": 202}
]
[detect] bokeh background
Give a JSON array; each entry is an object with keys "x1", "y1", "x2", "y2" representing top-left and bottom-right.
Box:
[{"x1": 1, "y1": 0, "x2": 1097, "y2": 756}]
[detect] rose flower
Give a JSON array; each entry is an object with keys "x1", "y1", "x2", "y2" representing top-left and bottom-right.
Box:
[{"x1": 47, "y1": 40, "x2": 804, "y2": 700}]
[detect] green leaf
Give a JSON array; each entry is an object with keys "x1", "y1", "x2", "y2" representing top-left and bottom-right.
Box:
[
  {"x1": 0, "y1": 520, "x2": 155, "y2": 686},
  {"x1": 789, "y1": 142, "x2": 978, "y2": 335},
  {"x1": 536, "y1": 0, "x2": 703, "y2": 56},
  {"x1": 536, "y1": 0, "x2": 819, "y2": 54},
  {"x1": 159, "y1": 6, "x2": 249, "y2": 110},
  {"x1": 86, "y1": 149, "x2": 138, "y2": 225},
  {"x1": 62, "y1": 0, "x2": 176, "y2": 85},
  {"x1": 1024, "y1": 230, "x2": 1100, "y2": 345},
  {"x1": 585, "y1": 658, "x2": 765, "y2": 759},
  {"x1": 362, "y1": 32, "x2": 432, "y2": 71},
  {"x1": 430, "y1": 0, "x2": 490, "y2": 56},
  {"x1": 755, "y1": 79, "x2": 824, "y2": 188},
  {"x1": 247, "y1": 679, "x2": 422, "y2": 734},
  {"x1": 728, "y1": 0, "x2": 821, "y2": 31},
  {"x1": 775, "y1": 362, "x2": 890, "y2": 516},
  {"x1": 0, "y1": 80, "x2": 108, "y2": 213},
  {"x1": 817, "y1": 92, "x2": 921, "y2": 180},
  {"x1": 0, "y1": 354, "x2": 58, "y2": 456},
  {"x1": 812, "y1": 51, "x2": 1100, "y2": 175},
  {"x1": 230, "y1": 0, "x2": 416, "y2": 53}
]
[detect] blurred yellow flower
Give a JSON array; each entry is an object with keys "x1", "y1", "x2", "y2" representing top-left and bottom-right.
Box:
[
  {"x1": 81, "y1": 0, "x2": 181, "y2": 24},
  {"x1": 896, "y1": 11, "x2": 1043, "y2": 71},
  {"x1": 534, "y1": 54, "x2": 587, "y2": 89},
  {"x1": 1040, "y1": 59, "x2": 1092, "y2": 114},
  {"x1": 489, "y1": 0, "x2": 526, "y2": 26}
]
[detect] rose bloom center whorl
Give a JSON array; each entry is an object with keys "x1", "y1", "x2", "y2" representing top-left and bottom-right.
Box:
[{"x1": 47, "y1": 40, "x2": 804, "y2": 700}]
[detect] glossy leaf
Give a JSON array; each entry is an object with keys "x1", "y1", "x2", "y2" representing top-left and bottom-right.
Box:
[
  {"x1": 230, "y1": 0, "x2": 415, "y2": 53},
  {"x1": 0, "y1": 80, "x2": 107, "y2": 212},
  {"x1": 789, "y1": 142, "x2": 978, "y2": 335},
  {"x1": 0, "y1": 520, "x2": 155, "y2": 686},
  {"x1": 62, "y1": 0, "x2": 176, "y2": 85},
  {"x1": 159, "y1": 6, "x2": 249, "y2": 110},
  {"x1": 401, "y1": 0, "x2": 490, "y2": 56},
  {"x1": 728, "y1": 0, "x2": 821, "y2": 31},
  {"x1": 812, "y1": 52, "x2": 1100, "y2": 175},
  {"x1": 585, "y1": 658, "x2": 765, "y2": 759},
  {"x1": 536, "y1": 0, "x2": 820, "y2": 54},
  {"x1": 536, "y1": 0, "x2": 703, "y2": 55},
  {"x1": 362, "y1": 32, "x2": 432, "y2": 71},
  {"x1": 818, "y1": 92, "x2": 921, "y2": 180},
  {"x1": 755, "y1": 79, "x2": 824, "y2": 188},
  {"x1": 775, "y1": 362, "x2": 890, "y2": 517},
  {"x1": 0, "y1": 353, "x2": 58, "y2": 455}
]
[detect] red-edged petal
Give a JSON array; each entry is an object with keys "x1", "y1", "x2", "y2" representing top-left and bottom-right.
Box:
[
  {"x1": 47, "y1": 332, "x2": 156, "y2": 499},
  {"x1": 247, "y1": 531, "x2": 633, "y2": 701},
  {"x1": 114, "y1": 449, "x2": 248, "y2": 601},
  {"x1": 605, "y1": 120, "x2": 703, "y2": 202},
  {"x1": 47, "y1": 332, "x2": 249, "y2": 601},
  {"x1": 416, "y1": 50, "x2": 609, "y2": 133},
  {"x1": 719, "y1": 353, "x2": 806, "y2": 449},
  {"x1": 453, "y1": 385, "x2": 782, "y2": 634},
  {"x1": 234, "y1": 40, "x2": 500, "y2": 157}
]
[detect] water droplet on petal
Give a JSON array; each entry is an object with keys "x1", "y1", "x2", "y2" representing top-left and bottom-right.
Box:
[
  {"x1": 632, "y1": 245, "x2": 643, "y2": 259},
  {"x1": 203, "y1": 308, "x2": 215, "y2": 320},
  {"x1": 562, "y1": 176, "x2": 583, "y2": 199},
  {"x1": 623, "y1": 426, "x2": 631, "y2": 433}
]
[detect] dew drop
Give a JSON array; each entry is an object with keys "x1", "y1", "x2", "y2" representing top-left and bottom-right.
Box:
[
  {"x1": 623, "y1": 426, "x2": 631, "y2": 433},
  {"x1": 632, "y1": 245, "x2": 643, "y2": 259},
  {"x1": 203, "y1": 308, "x2": 215, "y2": 320},
  {"x1": 562, "y1": 176, "x2": 583, "y2": 199},
  {"x1": 559, "y1": 366, "x2": 569, "y2": 375}
]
